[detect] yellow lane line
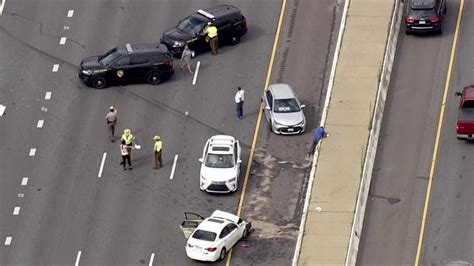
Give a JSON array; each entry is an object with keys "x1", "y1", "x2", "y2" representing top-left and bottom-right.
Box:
[
  {"x1": 414, "y1": 1, "x2": 464, "y2": 265},
  {"x1": 225, "y1": 0, "x2": 287, "y2": 265}
]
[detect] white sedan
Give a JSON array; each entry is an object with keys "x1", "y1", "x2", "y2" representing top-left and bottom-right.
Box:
[
  {"x1": 185, "y1": 210, "x2": 251, "y2": 262},
  {"x1": 199, "y1": 135, "x2": 242, "y2": 193}
]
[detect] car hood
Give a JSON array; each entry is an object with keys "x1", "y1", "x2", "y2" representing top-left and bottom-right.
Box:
[
  {"x1": 273, "y1": 111, "x2": 305, "y2": 126},
  {"x1": 162, "y1": 27, "x2": 192, "y2": 43},
  {"x1": 200, "y1": 165, "x2": 238, "y2": 182},
  {"x1": 80, "y1": 56, "x2": 102, "y2": 70}
]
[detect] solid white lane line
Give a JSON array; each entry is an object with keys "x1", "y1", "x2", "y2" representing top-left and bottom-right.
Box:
[
  {"x1": 149, "y1": 253, "x2": 155, "y2": 266},
  {"x1": 75, "y1": 251, "x2": 82, "y2": 266},
  {"x1": 37, "y1": 120, "x2": 44, "y2": 128},
  {"x1": 4, "y1": 236, "x2": 12, "y2": 245},
  {"x1": 67, "y1": 10, "x2": 74, "y2": 17},
  {"x1": 45, "y1": 91, "x2": 52, "y2": 100},
  {"x1": 59, "y1": 37, "x2": 67, "y2": 45},
  {"x1": 98, "y1": 152, "x2": 107, "y2": 178},
  {"x1": 52, "y1": 64, "x2": 59, "y2": 72},
  {"x1": 0, "y1": 0, "x2": 5, "y2": 16},
  {"x1": 13, "y1": 207, "x2": 20, "y2": 216},
  {"x1": 192, "y1": 61, "x2": 200, "y2": 85},
  {"x1": 29, "y1": 148, "x2": 36, "y2": 156},
  {"x1": 169, "y1": 154, "x2": 178, "y2": 180},
  {"x1": 21, "y1": 177, "x2": 28, "y2": 186}
]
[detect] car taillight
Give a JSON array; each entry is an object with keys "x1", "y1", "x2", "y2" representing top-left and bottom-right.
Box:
[
  {"x1": 405, "y1": 16, "x2": 414, "y2": 23},
  {"x1": 165, "y1": 60, "x2": 173, "y2": 68},
  {"x1": 431, "y1": 16, "x2": 440, "y2": 22},
  {"x1": 205, "y1": 247, "x2": 217, "y2": 252}
]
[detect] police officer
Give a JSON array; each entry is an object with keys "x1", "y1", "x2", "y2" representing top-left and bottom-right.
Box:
[
  {"x1": 153, "y1": 135, "x2": 163, "y2": 169},
  {"x1": 105, "y1": 106, "x2": 118, "y2": 142},
  {"x1": 121, "y1": 129, "x2": 134, "y2": 154},
  {"x1": 204, "y1": 22, "x2": 218, "y2": 55}
]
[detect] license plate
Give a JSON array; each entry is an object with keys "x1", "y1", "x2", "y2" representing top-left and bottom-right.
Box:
[
  {"x1": 419, "y1": 20, "x2": 426, "y2": 24},
  {"x1": 287, "y1": 128, "x2": 294, "y2": 132}
]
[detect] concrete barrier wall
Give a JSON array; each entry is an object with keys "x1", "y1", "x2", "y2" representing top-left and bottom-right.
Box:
[{"x1": 345, "y1": 1, "x2": 404, "y2": 265}]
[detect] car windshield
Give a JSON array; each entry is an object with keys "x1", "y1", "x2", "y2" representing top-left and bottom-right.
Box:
[
  {"x1": 192, "y1": 230, "x2": 216, "y2": 242},
  {"x1": 99, "y1": 48, "x2": 120, "y2": 66},
  {"x1": 205, "y1": 153, "x2": 234, "y2": 168},
  {"x1": 177, "y1": 15, "x2": 207, "y2": 35},
  {"x1": 274, "y1": 98, "x2": 301, "y2": 113}
]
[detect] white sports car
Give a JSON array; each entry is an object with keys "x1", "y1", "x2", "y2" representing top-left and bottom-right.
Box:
[
  {"x1": 199, "y1": 135, "x2": 242, "y2": 193},
  {"x1": 184, "y1": 210, "x2": 251, "y2": 262}
]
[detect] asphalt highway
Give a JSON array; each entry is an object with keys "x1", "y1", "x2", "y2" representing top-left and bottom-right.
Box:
[
  {"x1": 0, "y1": 0, "x2": 341, "y2": 265},
  {"x1": 357, "y1": 0, "x2": 471, "y2": 265}
]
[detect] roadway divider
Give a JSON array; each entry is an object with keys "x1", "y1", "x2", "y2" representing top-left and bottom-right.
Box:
[{"x1": 345, "y1": 0, "x2": 404, "y2": 265}]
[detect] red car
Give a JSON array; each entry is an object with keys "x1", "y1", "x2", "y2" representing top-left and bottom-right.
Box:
[{"x1": 455, "y1": 85, "x2": 474, "y2": 139}]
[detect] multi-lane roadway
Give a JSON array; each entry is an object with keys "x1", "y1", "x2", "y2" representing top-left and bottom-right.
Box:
[
  {"x1": 358, "y1": 0, "x2": 474, "y2": 265},
  {"x1": 0, "y1": 0, "x2": 342, "y2": 265}
]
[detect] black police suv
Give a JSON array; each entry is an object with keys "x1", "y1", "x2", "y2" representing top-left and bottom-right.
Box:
[
  {"x1": 161, "y1": 5, "x2": 247, "y2": 56},
  {"x1": 405, "y1": 0, "x2": 446, "y2": 35},
  {"x1": 78, "y1": 43, "x2": 174, "y2": 89}
]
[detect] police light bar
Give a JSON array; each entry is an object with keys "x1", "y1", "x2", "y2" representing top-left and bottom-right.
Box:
[
  {"x1": 197, "y1": 9, "x2": 215, "y2": 20},
  {"x1": 125, "y1": 43, "x2": 133, "y2": 53}
]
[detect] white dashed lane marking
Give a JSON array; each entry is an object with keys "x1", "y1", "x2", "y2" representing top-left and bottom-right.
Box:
[
  {"x1": 52, "y1": 64, "x2": 59, "y2": 72},
  {"x1": 67, "y1": 10, "x2": 74, "y2": 17},
  {"x1": 37, "y1": 120, "x2": 44, "y2": 128},
  {"x1": 13, "y1": 207, "x2": 20, "y2": 216},
  {"x1": 192, "y1": 61, "x2": 201, "y2": 85},
  {"x1": 0, "y1": 104, "x2": 5, "y2": 116},
  {"x1": 4, "y1": 236, "x2": 12, "y2": 246},
  {"x1": 169, "y1": 154, "x2": 178, "y2": 180},
  {"x1": 75, "y1": 251, "x2": 82, "y2": 266},
  {"x1": 0, "y1": 0, "x2": 5, "y2": 16},
  {"x1": 98, "y1": 153, "x2": 107, "y2": 178},
  {"x1": 149, "y1": 253, "x2": 155, "y2": 266},
  {"x1": 29, "y1": 148, "x2": 36, "y2": 156},
  {"x1": 59, "y1": 37, "x2": 67, "y2": 45},
  {"x1": 17, "y1": 193, "x2": 24, "y2": 198},
  {"x1": 21, "y1": 177, "x2": 28, "y2": 186},
  {"x1": 45, "y1": 91, "x2": 52, "y2": 100}
]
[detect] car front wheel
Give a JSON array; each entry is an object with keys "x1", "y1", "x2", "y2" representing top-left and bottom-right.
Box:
[
  {"x1": 92, "y1": 76, "x2": 107, "y2": 89},
  {"x1": 147, "y1": 72, "x2": 162, "y2": 85}
]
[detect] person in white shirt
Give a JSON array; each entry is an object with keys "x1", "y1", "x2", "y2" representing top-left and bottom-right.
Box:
[{"x1": 234, "y1": 87, "x2": 245, "y2": 119}]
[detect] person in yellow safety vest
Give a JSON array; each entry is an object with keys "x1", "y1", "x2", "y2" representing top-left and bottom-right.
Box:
[
  {"x1": 153, "y1": 135, "x2": 163, "y2": 169},
  {"x1": 204, "y1": 22, "x2": 218, "y2": 55},
  {"x1": 121, "y1": 128, "x2": 134, "y2": 154}
]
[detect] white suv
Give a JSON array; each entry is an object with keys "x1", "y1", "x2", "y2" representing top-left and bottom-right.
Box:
[{"x1": 199, "y1": 135, "x2": 242, "y2": 193}]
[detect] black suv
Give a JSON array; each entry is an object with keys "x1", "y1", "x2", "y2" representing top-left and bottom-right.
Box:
[
  {"x1": 161, "y1": 5, "x2": 247, "y2": 56},
  {"x1": 78, "y1": 43, "x2": 174, "y2": 89},
  {"x1": 405, "y1": 0, "x2": 446, "y2": 35}
]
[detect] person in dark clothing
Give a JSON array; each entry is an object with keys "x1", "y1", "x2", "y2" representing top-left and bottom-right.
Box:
[
  {"x1": 120, "y1": 140, "x2": 133, "y2": 170},
  {"x1": 308, "y1": 126, "x2": 328, "y2": 155}
]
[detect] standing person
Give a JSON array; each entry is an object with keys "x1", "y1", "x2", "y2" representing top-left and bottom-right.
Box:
[
  {"x1": 120, "y1": 140, "x2": 133, "y2": 170},
  {"x1": 308, "y1": 126, "x2": 328, "y2": 155},
  {"x1": 121, "y1": 129, "x2": 134, "y2": 154},
  {"x1": 105, "y1": 106, "x2": 118, "y2": 142},
  {"x1": 180, "y1": 45, "x2": 194, "y2": 74},
  {"x1": 153, "y1": 135, "x2": 163, "y2": 169},
  {"x1": 234, "y1": 87, "x2": 245, "y2": 119},
  {"x1": 204, "y1": 22, "x2": 218, "y2": 55}
]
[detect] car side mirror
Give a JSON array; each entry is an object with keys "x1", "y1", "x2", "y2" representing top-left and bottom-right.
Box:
[
  {"x1": 265, "y1": 106, "x2": 271, "y2": 110},
  {"x1": 455, "y1": 92, "x2": 462, "y2": 96},
  {"x1": 237, "y1": 159, "x2": 242, "y2": 164},
  {"x1": 300, "y1": 104, "x2": 306, "y2": 109},
  {"x1": 198, "y1": 158, "x2": 204, "y2": 163}
]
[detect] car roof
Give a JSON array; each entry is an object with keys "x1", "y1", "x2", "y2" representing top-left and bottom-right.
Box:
[
  {"x1": 116, "y1": 43, "x2": 168, "y2": 55},
  {"x1": 208, "y1": 135, "x2": 235, "y2": 154},
  {"x1": 202, "y1": 5, "x2": 241, "y2": 19},
  {"x1": 268, "y1": 83, "x2": 296, "y2": 99},
  {"x1": 196, "y1": 217, "x2": 230, "y2": 233},
  {"x1": 463, "y1": 85, "x2": 474, "y2": 99},
  {"x1": 410, "y1": 0, "x2": 436, "y2": 9}
]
